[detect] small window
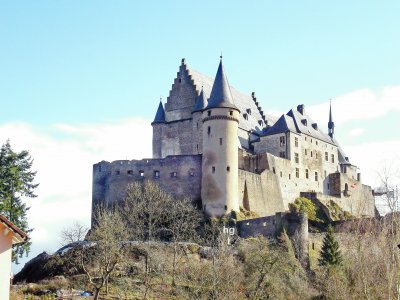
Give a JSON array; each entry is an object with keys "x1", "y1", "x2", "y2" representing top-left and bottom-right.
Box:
[
  {"x1": 296, "y1": 168, "x2": 299, "y2": 178},
  {"x1": 178, "y1": 78, "x2": 181, "y2": 83},
  {"x1": 295, "y1": 137, "x2": 299, "y2": 147},
  {"x1": 311, "y1": 151, "x2": 313, "y2": 158},
  {"x1": 189, "y1": 171, "x2": 195, "y2": 177},
  {"x1": 227, "y1": 166, "x2": 230, "y2": 172},
  {"x1": 279, "y1": 151, "x2": 285, "y2": 158},
  {"x1": 171, "y1": 172, "x2": 178, "y2": 178},
  {"x1": 243, "y1": 113, "x2": 248, "y2": 120},
  {"x1": 280, "y1": 136, "x2": 285, "y2": 146},
  {"x1": 139, "y1": 170, "x2": 144, "y2": 177},
  {"x1": 327, "y1": 183, "x2": 330, "y2": 190},
  {"x1": 325, "y1": 152, "x2": 328, "y2": 161},
  {"x1": 127, "y1": 170, "x2": 133, "y2": 175},
  {"x1": 316, "y1": 141, "x2": 318, "y2": 145},
  {"x1": 324, "y1": 170, "x2": 327, "y2": 178},
  {"x1": 246, "y1": 108, "x2": 251, "y2": 115},
  {"x1": 295, "y1": 153, "x2": 299, "y2": 163},
  {"x1": 197, "y1": 122, "x2": 199, "y2": 129},
  {"x1": 154, "y1": 170, "x2": 160, "y2": 178},
  {"x1": 305, "y1": 169, "x2": 309, "y2": 179},
  {"x1": 272, "y1": 167, "x2": 276, "y2": 174},
  {"x1": 331, "y1": 154, "x2": 334, "y2": 163},
  {"x1": 208, "y1": 110, "x2": 211, "y2": 117},
  {"x1": 224, "y1": 205, "x2": 227, "y2": 210},
  {"x1": 116, "y1": 170, "x2": 120, "y2": 175},
  {"x1": 212, "y1": 166, "x2": 215, "y2": 173},
  {"x1": 208, "y1": 126, "x2": 211, "y2": 135},
  {"x1": 305, "y1": 149, "x2": 307, "y2": 155},
  {"x1": 98, "y1": 165, "x2": 102, "y2": 172},
  {"x1": 196, "y1": 144, "x2": 199, "y2": 150},
  {"x1": 289, "y1": 173, "x2": 291, "y2": 180},
  {"x1": 220, "y1": 138, "x2": 223, "y2": 145},
  {"x1": 229, "y1": 110, "x2": 233, "y2": 116},
  {"x1": 280, "y1": 171, "x2": 282, "y2": 177},
  {"x1": 315, "y1": 153, "x2": 318, "y2": 159},
  {"x1": 315, "y1": 172, "x2": 318, "y2": 181}
]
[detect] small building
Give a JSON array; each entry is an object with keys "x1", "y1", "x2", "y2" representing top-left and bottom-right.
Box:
[{"x1": 0, "y1": 214, "x2": 27, "y2": 300}]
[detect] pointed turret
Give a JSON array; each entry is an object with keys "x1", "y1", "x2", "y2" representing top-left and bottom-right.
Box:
[
  {"x1": 193, "y1": 87, "x2": 207, "y2": 112},
  {"x1": 206, "y1": 58, "x2": 239, "y2": 111},
  {"x1": 152, "y1": 100, "x2": 166, "y2": 124},
  {"x1": 328, "y1": 100, "x2": 334, "y2": 138}
]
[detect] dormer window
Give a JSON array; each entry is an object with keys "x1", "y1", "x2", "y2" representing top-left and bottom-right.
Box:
[
  {"x1": 243, "y1": 113, "x2": 248, "y2": 120},
  {"x1": 246, "y1": 108, "x2": 251, "y2": 115},
  {"x1": 258, "y1": 120, "x2": 263, "y2": 126},
  {"x1": 208, "y1": 111, "x2": 211, "y2": 117},
  {"x1": 301, "y1": 119, "x2": 307, "y2": 126}
]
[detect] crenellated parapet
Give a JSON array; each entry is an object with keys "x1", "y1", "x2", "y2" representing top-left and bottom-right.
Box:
[{"x1": 92, "y1": 155, "x2": 202, "y2": 224}]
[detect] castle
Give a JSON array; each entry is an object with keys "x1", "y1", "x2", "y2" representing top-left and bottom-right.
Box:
[{"x1": 92, "y1": 58, "x2": 376, "y2": 219}]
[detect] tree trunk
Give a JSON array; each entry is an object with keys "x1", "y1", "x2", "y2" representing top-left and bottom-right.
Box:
[{"x1": 93, "y1": 288, "x2": 100, "y2": 300}]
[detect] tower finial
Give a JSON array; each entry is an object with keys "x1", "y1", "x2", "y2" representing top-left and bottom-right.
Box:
[
  {"x1": 328, "y1": 99, "x2": 334, "y2": 138},
  {"x1": 220, "y1": 52, "x2": 223, "y2": 60}
]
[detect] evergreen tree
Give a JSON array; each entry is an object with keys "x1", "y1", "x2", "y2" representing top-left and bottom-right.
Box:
[
  {"x1": 319, "y1": 224, "x2": 342, "y2": 267},
  {"x1": 0, "y1": 140, "x2": 38, "y2": 263}
]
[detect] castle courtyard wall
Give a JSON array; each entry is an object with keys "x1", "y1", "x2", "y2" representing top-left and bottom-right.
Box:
[{"x1": 92, "y1": 155, "x2": 202, "y2": 218}]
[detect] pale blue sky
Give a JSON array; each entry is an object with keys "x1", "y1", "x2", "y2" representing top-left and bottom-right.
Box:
[
  {"x1": 1, "y1": 1, "x2": 399, "y2": 270},
  {"x1": 1, "y1": 1, "x2": 399, "y2": 129}
]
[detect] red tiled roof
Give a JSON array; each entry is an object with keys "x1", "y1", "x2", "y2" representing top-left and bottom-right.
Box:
[{"x1": 0, "y1": 214, "x2": 28, "y2": 242}]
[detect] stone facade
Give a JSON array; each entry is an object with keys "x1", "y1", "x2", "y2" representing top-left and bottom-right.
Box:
[{"x1": 92, "y1": 58, "x2": 377, "y2": 221}]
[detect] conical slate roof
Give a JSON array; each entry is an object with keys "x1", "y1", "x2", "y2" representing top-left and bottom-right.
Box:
[
  {"x1": 193, "y1": 87, "x2": 208, "y2": 112},
  {"x1": 152, "y1": 101, "x2": 166, "y2": 124},
  {"x1": 206, "y1": 59, "x2": 239, "y2": 111}
]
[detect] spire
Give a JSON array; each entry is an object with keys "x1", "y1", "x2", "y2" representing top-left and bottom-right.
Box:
[
  {"x1": 328, "y1": 100, "x2": 334, "y2": 138},
  {"x1": 206, "y1": 57, "x2": 238, "y2": 111},
  {"x1": 152, "y1": 99, "x2": 166, "y2": 124},
  {"x1": 193, "y1": 86, "x2": 207, "y2": 112}
]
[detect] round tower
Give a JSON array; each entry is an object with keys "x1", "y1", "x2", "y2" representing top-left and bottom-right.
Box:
[{"x1": 201, "y1": 58, "x2": 240, "y2": 217}]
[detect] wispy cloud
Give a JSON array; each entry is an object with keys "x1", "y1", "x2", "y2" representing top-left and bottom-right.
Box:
[
  {"x1": 307, "y1": 85, "x2": 400, "y2": 126},
  {"x1": 0, "y1": 118, "x2": 152, "y2": 269}
]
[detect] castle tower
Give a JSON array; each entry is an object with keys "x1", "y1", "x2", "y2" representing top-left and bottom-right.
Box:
[
  {"x1": 192, "y1": 87, "x2": 207, "y2": 154},
  {"x1": 151, "y1": 99, "x2": 166, "y2": 158},
  {"x1": 328, "y1": 100, "x2": 334, "y2": 138},
  {"x1": 201, "y1": 58, "x2": 240, "y2": 217}
]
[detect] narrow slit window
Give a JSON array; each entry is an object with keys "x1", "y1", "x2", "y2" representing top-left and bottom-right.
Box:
[
  {"x1": 227, "y1": 166, "x2": 230, "y2": 172},
  {"x1": 212, "y1": 166, "x2": 215, "y2": 173},
  {"x1": 220, "y1": 138, "x2": 223, "y2": 145}
]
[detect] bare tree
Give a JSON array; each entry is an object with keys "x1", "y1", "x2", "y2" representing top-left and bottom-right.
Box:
[
  {"x1": 120, "y1": 180, "x2": 202, "y2": 297},
  {"x1": 60, "y1": 221, "x2": 89, "y2": 246},
  {"x1": 80, "y1": 206, "x2": 129, "y2": 300}
]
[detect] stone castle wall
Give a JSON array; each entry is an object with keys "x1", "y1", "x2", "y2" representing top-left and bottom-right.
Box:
[{"x1": 92, "y1": 155, "x2": 202, "y2": 218}]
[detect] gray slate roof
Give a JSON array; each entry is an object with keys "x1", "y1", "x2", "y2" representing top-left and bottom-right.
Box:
[
  {"x1": 261, "y1": 107, "x2": 351, "y2": 163},
  {"x1": 152, "y1": 101, "x2": 166, "y2": 124},
  {"x1": 193, "y1": 88, "x2": 207, "y2": 112},
  {"x1": 185, "y1": 62, "x2": 277, "y2": 134},
  {"x1": 206, "y1": 60, "x2": 238, "y2": 111}
]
